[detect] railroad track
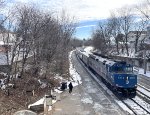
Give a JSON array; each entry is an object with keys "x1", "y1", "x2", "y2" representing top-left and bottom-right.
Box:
[
  {"x1": 138, "y1": 81, "x2": 150, "y2": 90},
  {"x1": 121, "y1": 84, "x2": 150, "y2": 115},
  {"x1": 119, "y1": 84, "x2": 150, "y2": 115},
  {"x1": 138, "y1": 74, "x2": 150, "y2": 89},
  {"x1": 138, "y1": 84, "x2": 150, "y2": 93},
  {"x1": 137, "y1": 84, "x2": 150, "y2": 104},
  {"x1": 140, "y1": 74, "x2": 150, "y2": 81},
  {"x1": 122, "y1": 96, "x2": 150, "y2": 115},
  {"x1": 120, "y1": 100, "x2": 137, "y2": 115},
  {"x1": 123, "y1": 96, "x2": 150, "y2": 115}
]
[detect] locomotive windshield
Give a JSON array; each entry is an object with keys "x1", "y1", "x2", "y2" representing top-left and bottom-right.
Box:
[
  {"x1": 125, "y1": 67, "x2": 133, "y2": 72},
  {"x1": 111, "y1": 64, "x2": 133, "y2": 73}
]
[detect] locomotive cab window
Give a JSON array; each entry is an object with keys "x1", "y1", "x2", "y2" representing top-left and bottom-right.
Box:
[
  {"x1": 125, "y1": 67, "x2": 133, "y2": 72},
  {"x1": 111, "y1": 67, "x2": 124, "y2": 73}
]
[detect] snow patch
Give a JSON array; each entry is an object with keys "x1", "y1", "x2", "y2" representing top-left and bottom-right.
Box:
[
  {"x1": 124, "y1": 99, "x2": 147, "y2": 114},
  {"x1": 137, "y1": 86, "x2": 150, "y2": 97},
  {"x1": 93, "y1": 103, "x2": 103, "y2": 112},
  {"x1": 138, "y1": 68, "x2": 150, "y2": 77},
  {"x1": 54, "y1": 88, "x2": 63, "y2": 94},
  {"x1": 28, "y1": 97, "x2": 45, "y2": 108},
  {"x1": 81, "y1": 97, "x2": 93, "y2": 104},
  {"x1": 54, "y1": 74, "x2": 63, "y2": 80},
  {"x1": 87, "y1": 88, "x2": 97, "y2": 93},
  {"x1": 69, "y1": 50, "x2": 82, "y2": 86},
  {"x1": 28, "y1": 96, "x2": 57, "y2": 109},
  {"x1": 133, "y1": 96, "x2": 150, "y2": 113},
  {"x1": 84, "y1": 46, "x2": 94, "y2": 53}
]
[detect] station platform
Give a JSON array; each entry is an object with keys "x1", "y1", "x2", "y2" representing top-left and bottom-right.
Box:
[{"x1": 50, "y1": 85, "x2": 91, "y2": 115}]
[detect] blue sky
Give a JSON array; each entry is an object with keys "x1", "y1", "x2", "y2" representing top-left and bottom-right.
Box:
[
  {"x1": 2, "y1": 0, "x2": 144, "y2": 39},
  {"x1": 75, "y1": 20, "x2": 98, "y2": 39}
]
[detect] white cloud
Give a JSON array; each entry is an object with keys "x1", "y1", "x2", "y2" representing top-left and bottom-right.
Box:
[
  {"x1": 76, "y1": 25, "x2": 96, "y2": 29},
  {"x1": 4, "y1": 0, "x2": 144, "y2": 21}
]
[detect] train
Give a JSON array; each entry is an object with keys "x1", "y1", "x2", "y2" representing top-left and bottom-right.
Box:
[{"x1": 76, "y1": 48, "x2": 137, "y2": 97}]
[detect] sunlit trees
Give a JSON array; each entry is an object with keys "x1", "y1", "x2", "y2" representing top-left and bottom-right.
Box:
[
  {"x1": 13, "y1": 5, "x2": 76, "y2": 79},
  {"x1": 0, "y1": 3, "x2": 76, "y2": 104},
  {"x1": 107, "y1": 12, "x2": 121, "y2": 55},
  {"x1": 92, "y1": 6, "x2": 146, "y2": 56},
  {"x1": 92, "y1": 22, "x2": 111, "y2": 54}
]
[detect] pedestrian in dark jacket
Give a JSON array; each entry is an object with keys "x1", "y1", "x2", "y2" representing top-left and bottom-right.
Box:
[{"x1": 68, "y1": 82, "x2": 73, "y2": 93}]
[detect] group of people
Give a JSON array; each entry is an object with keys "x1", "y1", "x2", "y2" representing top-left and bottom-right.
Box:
[{"x1": 60, "y1": 81, "x2": 73, "y2": 93}]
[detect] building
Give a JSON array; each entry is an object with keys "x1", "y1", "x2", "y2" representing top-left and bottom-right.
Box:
[
  {"x1": 128, "y1": 31, "x2": 147, "y2": 44},
  {"x1": 0, "y1": 32, "x2": 15, "y2": 72}
]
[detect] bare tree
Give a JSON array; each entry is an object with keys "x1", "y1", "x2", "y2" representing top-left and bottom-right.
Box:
[
  {"x1": 132, "y1": 18, "x2": 148, "y2": 53},
  {"x1": 92, "y1": 22, "x2": 111, "y2": 54},
  {"x1": 118, "y1": 7, "x2": 134, "y2": 56},
  {"x1": 0, "y1": 6, "x2": 21, "y2": 83},
  {"x1": 54, "y1": 11, "x2": 76, "y2": 75},
  {"x1": 107, "y1": 12, "x2": 121, "y2": 55},
  {"x1": 0, "y1": 0, "x2": 4, "y2": 26},
  {"x1": 136, "y1": 0, "x2": 150, "y2": 20},
  {"x1": 70, "y1": 38, "x2": 83, "y2": 48},
  {"x1": 14, "y1": 5, "x2": 44, "y2": 77}
]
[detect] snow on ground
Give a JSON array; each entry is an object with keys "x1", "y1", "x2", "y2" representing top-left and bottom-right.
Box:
[
  {"x1": 69, "y1": 50, "x2": 82, "y2": 86},
  {"x1": 28, "y1": 97, "x2": 44, "y2": 108},
  {"x1": 54, "y1": 88, "x2": 63, "y2": 93},
  {"x1": 28, "y1": 96, "x2": 57, "y2": 109},
  {"x1": 93, "y1": 103, "x2": 103, "y2": 113},
  {"x1": 134, "y1": 67, "x2": 150, "y2": 77},
  {"x1": 137, "y1": 86, "x2": 150, "y2": 97},
  {"x1": 54, "y1": 74, "x2": 63, "y2": 81},
  {"x1": 115, "y1": 100, "x2": 133, "y2": 115},
  {"x1": 138, "y1": 68, "x2": 150, "y2": 77},
  {"x1": 84, "y1": 46, "x2": 94, "y2": 53},
  {"x1": 133, "y1": 96, "x2": 150, "y2": 113},
  {"x1": 81, "y1": 97, "x2": 93, "y2": 104},
  {"x1": 124, "y1": 99, "x2": 147, "y2": 114}
]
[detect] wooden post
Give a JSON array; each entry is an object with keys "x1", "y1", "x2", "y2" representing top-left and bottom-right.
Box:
[
  {"x1": 44, "y1": 95, "x2": 53, "y2": 115},
  {"x1": 32, "y1": 90, "x2": 35, "y2": 96},
  {"x1": 44, "y1": 96, "x2": 48, "y2": 115}
]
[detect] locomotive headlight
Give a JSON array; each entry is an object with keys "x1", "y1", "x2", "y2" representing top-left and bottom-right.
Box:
[
  {"x1": 126, "y1": 76, "x2": 129, "y2": 84},
  {"x1": 111, "y1": 75, "x2": 114, "y2": 81}
]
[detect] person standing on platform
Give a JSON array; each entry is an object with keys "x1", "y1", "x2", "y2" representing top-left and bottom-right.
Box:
[{"x1": 68, "y1": 82, "x2": 73, "y2": 93}]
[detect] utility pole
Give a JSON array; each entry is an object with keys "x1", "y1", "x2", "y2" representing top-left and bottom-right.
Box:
[
  {"x1": 143, "y1": 45, "x2": 147, "y2": 74},
  {"x1": 83, "y1": 38, "x2": 85, "y2": 48}
]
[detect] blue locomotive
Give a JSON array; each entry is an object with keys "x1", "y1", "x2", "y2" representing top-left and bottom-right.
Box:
[{"x1": 76, "y1": 49, "x2": 137, "y2": 97}]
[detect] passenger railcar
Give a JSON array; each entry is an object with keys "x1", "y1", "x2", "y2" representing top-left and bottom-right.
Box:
[{"x1": 76, "y1": 49, "x2": 137, "y2": 97}]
